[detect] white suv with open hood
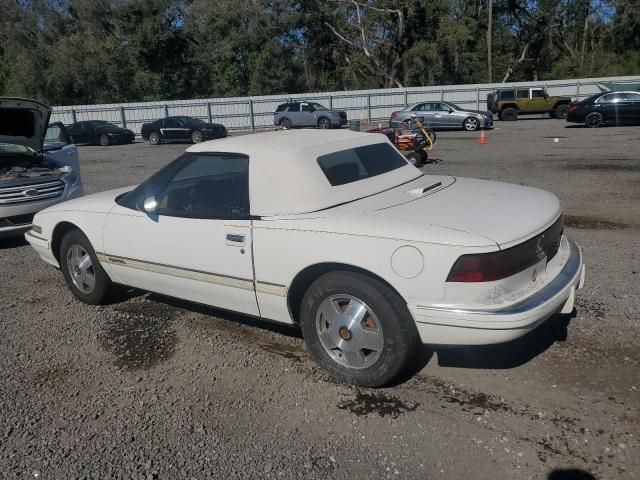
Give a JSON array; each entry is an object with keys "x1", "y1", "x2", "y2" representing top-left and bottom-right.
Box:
[{"x1": 0, "y1": 97, "x2": 83, "y2": 238}]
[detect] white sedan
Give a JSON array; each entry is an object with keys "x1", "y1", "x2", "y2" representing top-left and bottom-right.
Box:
[{"x1": 25, "y1": 130, "x2": 585, "y2": 387}]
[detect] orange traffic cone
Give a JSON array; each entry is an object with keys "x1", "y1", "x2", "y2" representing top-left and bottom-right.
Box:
[{"x1": 478, "y1": 130, "x2": 488, "y2": 144}]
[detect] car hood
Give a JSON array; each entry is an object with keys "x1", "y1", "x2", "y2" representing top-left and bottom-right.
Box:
[
  {"x1": 365, "y1": 176, "x2": 562, "y2": 248},
  {"x1": 0, "y1": 97, "x2": 51, "y2": 152},
  {"x1": 461, "y1": 109, "x2": 491, "y2": 116},
  {"x1": 39, "y1": 186, "x2": 133, "y2": 214}
]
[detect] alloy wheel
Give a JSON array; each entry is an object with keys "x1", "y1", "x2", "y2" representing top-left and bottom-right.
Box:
[
  {"x1": 464, "y1": 118, "x2": 479, "y2": 131},
  {"x1": 315, "y1": 294, "x2": 384, "y2": 369},
  {"x1": 66, "y1": 244, "x2": 96, "y2": 294}
]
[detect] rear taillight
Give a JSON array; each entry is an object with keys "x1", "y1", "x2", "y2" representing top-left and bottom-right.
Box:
[
  {"x1": 447, "y1": 216, "x2": 564, "y2": 282},
  {"x1": 569, "y1": 104, "x2": 577, "y2": 112}
]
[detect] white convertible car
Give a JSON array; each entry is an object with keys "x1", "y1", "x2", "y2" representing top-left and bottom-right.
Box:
[{"x1": 25, "y1": 130, "x2": 585, "y2": 386}]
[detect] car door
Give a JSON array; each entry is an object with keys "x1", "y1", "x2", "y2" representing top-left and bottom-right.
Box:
[
  {"x1": 597, "y1": 93, "x2": 625, "y2": 124},
  {"x1": 528, "y1": 88, "x2": 548, "y2": 112},
  {"x1": 68, "y1": 122, "x2": 86, "y2": 143},
  {"x1": 102, "y1": 153, "x2": 259, "y2": 316},
  {"x1": 620, "y1": 92, "x2": 640, "y2": 123},
  {"x1": 436, "y1": 102, "x2": 459, "y2": 127},
  {"x1": 411, "y1": 103, "x2": 435, "y2": 127},
  {"x1": 286, "y1": 104, "x2": 303, "y2": 126},
  {"x1": 43, "y1": 123, "x2": 79, "y2": 169},
  {"x1": 161, "y1": 118, "x2": 188, "y2": 140},
  {"x1": 299, "y1": 103, "x2": 316, "y2": 126}
]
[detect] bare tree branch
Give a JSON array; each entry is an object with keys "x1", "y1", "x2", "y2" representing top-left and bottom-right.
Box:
[{"x1": 502, "y1": 42, "x2": 530, "y2": 82}]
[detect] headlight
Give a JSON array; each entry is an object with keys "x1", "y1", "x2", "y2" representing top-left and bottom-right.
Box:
[{"x1": 59, "y1": 165, "x2": 78, "y2": 185}]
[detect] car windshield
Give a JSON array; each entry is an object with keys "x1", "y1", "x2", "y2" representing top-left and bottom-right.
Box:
[
  {"x1": 0, "y1": 143, "x2": 33, "y2": 156},
  {"x1": 310, "y1": 103, "x2": 328, "y2": 111}
]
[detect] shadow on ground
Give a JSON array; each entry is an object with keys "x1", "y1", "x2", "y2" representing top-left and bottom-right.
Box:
[
  {"x1": 548, "y1": 468, "x2": 598, "y2": 479},
  {"x1": 434, "y1": 312, "x2": 574, "y2": 369},
  {"x1": 0, "y1": 237, "x2": 28, "y2": 250}
]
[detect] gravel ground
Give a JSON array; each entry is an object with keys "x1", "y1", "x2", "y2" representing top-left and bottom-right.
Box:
[{"x1": 1, "y1": 119, "x2": 639, "y2": 479}]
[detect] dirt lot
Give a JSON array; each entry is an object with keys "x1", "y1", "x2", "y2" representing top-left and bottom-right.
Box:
[{"x1": 1, "y1": 119, "x2": 639, "y2": 479}]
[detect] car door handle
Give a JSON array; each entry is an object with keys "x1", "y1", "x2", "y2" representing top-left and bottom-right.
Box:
[{"x1": 226, "y1": 233, "x2": 245, "y2": 245}]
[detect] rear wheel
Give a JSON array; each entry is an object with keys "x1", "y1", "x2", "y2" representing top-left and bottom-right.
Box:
[
  {"x1": 59, "y1": 229, "x2": 113, "y2": 305},
  {"x1": 280, "y1": 118, "x2": 292, "y2": 129},
  {"x1": 300, "y1": 271, "x2": 418, "y2": 387},
  {"x1": 554, "y1": 104, "x2": 569, "y2": 119},
  {"x1": 148, "y1": 131, "x2": 161, "y2": 145},
  {"x1": 99, "y1": 134, "x2": 110, "y2": 146},
  {"x1": 404, "y1": 151, "x2": 421, "y2": 166},
  {"x1": 501, "y1": 108, "x2": 518, "y2": 121},
  {"x1": 463, "y1": 117, "x2": 480, "y2": 131},
  {"x1": 585, "y1": 112, "x2": 603, "y2": 128}
]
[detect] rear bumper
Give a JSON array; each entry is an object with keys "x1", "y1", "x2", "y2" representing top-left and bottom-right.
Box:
[{"x1": 410, "y1": 238, "x2": 585, "y2": 345}]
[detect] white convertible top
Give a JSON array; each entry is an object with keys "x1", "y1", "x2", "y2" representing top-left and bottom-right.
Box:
[{"x1": 186, "y1": 129, "x2": 421, "y2": 216}]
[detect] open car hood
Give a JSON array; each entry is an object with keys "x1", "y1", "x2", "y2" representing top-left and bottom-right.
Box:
[{"x1": 0, "y1": 97, "x2": 52, "y2": 153}]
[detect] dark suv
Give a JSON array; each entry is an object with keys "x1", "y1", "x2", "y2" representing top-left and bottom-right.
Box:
[{"x1": 274, "y1": 102, "x2": 347, "y2": 129}]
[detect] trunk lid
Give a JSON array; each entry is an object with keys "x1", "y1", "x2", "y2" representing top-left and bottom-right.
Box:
[
  {"x1": 368, "y1": 176, "x2": 562, "y2": 248},
  {"x1": 0, "y1": 97, "x2": 52, "y2": 153}
]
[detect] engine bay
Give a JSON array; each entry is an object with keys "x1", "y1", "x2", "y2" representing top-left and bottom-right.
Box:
[{"x1": 0, "y1": 154, "x2": 64, "y2": 183}]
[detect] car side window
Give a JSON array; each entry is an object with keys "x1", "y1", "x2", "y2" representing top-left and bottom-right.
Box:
[
  {"x1": 156, "y1": 154, "x2": 250, "y2": 220},
  {"x1": 414, "y1": 103, "x2": 431, "y2": 112},
  {"x1": 45, "y1": 124, "x2": 68, "y2": 144},
  {"x1": 531, "y1": 89, "x2": 545, "y2": 98},
  {"x1": 621, "y1": 93, "x2": 640, "y2": 102},
  {"x1": 435, "y1": 103, "x2": 449, "y2": 111},
  {"x1": 517, "y1": 90, "x2": 529, "y2": 99},
  {"x1": 500, "y1": 90, "x2": 514, "y2": 100},
  {"x1": 164, "y1": 118, "x2": 181, "y2": 128},
  {"x1": 288, "y1": 104, "x2": 300, "y2": 112},
  {"x1": 301, "y1": 103, "x2": 313, "y2": 112},
  {"x1": 599, "y1": 93, "x2": 625, "y2": 104}
]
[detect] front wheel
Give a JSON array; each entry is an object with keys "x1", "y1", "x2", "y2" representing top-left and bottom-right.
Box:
[
  {"x1": 191, "y1": 130, "x2": 204, "y2": 143},
  {"x1": 318, "y1": 117, "x2": 332, "y2": 129},
  {"x1": 585, "y1": 112, "x2": 603, "y2": 128},
  {"x1": 59, "y1": 229, "x2": 113, "y2": 305},
  {"x1": 99, "y1": 134, "x2": 110, "y2": 146},
  {"x1": 300, "y1": 271, "x2": 418, "y2": 387},
  {"x1": 463, "y1": 117, "x2": 480, "y2": 131}
]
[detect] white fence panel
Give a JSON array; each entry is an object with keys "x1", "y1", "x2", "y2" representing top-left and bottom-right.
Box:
[{"x1": 50, "y1": 75, "x2": 640, "y2": 135}]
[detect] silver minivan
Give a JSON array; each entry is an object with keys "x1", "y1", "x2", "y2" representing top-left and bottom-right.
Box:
[{"x1": 1, "y1": 98, "x2": 83, "y2": 238}]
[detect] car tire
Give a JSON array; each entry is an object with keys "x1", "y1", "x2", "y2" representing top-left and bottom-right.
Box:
[
  {"x1": 191, "y1": 130, "x2": 204, "y2": 143},
  {"x1": 585, "y1": 112, "x2": 603, "y2": 128},
  {"x1": 501, "y1": 108, "x2": 518, "y2": 121},
  {"x1": 404, "y1": 151, "x2": 421, "y2": 166},
  {"x1": 300, "y1": 271, "x2": 419, "y2": 387},
  {"x1": 148, "y1": 131, "x2": 161, "y2": 145},
  {"x1": 280, "y1": 118, "x2": 292, "y2": 129},
  {"x1": 318, "y1": 117, "x2": 332, "y2": 129},
  {"x1": 463, "y1": 117, "x2": 480, "y2": 131},
  {"x1": 553, "y1": 104, "x2": 569, "y2": 119},
  {"x1": 59, "y1": 229, "x2": 113, "y2": 305},
  {"x1": 99, "y1": 134, "x2": 110, "y2": 146}
]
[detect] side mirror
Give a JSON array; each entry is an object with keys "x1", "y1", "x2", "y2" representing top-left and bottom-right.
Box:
[{"x1": 142, "y1": 195, "x2": 158, "y2": 213}]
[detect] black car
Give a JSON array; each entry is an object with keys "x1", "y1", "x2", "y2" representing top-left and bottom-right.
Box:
[
  {"x1": 140, "y1": 116, "x2": 227, "y2": 145},
  {"x1": 567, "y1": 91, "x2": 640, "y2": 127},
  {"x1": 67, "y1": 120, "x2": 135, "y2": 146}
]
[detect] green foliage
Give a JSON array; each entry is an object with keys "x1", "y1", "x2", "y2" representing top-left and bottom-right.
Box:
[{"x1": 0, "y1": 0, "x2": 637, "y2": 105}]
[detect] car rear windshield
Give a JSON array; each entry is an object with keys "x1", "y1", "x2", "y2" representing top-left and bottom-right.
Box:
[{"x1": 317, "y1": 143, "x2": 407, "y2": 186}]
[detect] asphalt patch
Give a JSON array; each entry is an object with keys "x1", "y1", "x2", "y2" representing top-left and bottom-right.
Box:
[
  {"x1": 564, "y1": 215, "x2": 630, "y2": 230},
  {"x1": 337, "y1": 390, "x2": 419, "y2": 418}
]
